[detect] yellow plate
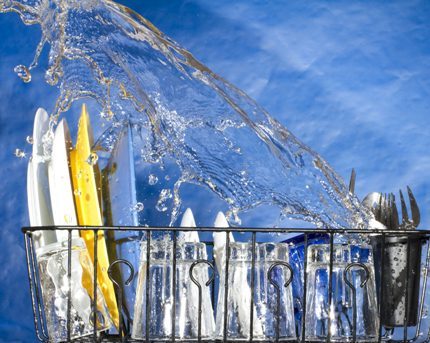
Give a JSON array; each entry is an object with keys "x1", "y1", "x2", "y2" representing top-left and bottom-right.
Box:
[{"x1": 70, "y1": 104, "x2": 119, "y2": 329}]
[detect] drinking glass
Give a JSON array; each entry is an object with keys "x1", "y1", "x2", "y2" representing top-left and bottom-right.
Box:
[
  {"x1": 304, "y1": 244, "x2": 379, "y2": 342},
  {"x1": 132, "y1": 239, "x2": 215, "y2": 339},
  {"x1": 215, "y1": 242, "x2": 296, "y2": 340},
  {"x1": 36, "y1": 238, "x2": 111, "y2": 342}
]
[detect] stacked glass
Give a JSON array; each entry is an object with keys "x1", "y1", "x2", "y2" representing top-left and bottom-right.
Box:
[
  {"x1": 132, "y1": 239, "x2": 215, "y2": 340},
  {"x1": 304, "y1": 244, "x2": 379, "y2": 342},
  {"x1": 36, "y1": 238, "x2": 111, "y2": 342},
  {"x1": 215, "y1": 242, "x2": 296, "y2": 340},
  {"x1": 34, "y1": 234, "x2": 379, "y2": 341}
]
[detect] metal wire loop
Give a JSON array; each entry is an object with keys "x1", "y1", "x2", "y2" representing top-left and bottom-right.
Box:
[
  {"x1": 189, "y1": 259, "x2": 215, "y2": 342},
  {"x1": 268, "y1": 261, "x2": 294, "y2": 343},
  {"x1": 189, "y1": 259, "x2": 215, "y2": 287},
  {"x1": 107, "y1": 259, "x2": 135, "y2": 339},
  {"x1": 89, "y1": 309, "x2": 106, "y2": 327},
  {"x1": 108, "y1": 259, "x2": 135, "y2": 286},
  {"x1": 343, "y1": 262, "x2": 370, "y2": 289},
  {"x1": 343, "y1": 262, "x2": 370, "y2": 342},
  {"x1": 268, "y1": 261, "x2": 294, "y2": 289}
]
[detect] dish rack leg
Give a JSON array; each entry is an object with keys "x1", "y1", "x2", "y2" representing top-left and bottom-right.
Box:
[{"x1": 24, "y1": 232, "x2": 49, "y2": 342}]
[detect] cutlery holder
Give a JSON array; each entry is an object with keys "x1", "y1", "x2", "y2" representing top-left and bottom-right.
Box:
[{"x1": 371, "y1": 234, "x2": 423, "y2": 327}]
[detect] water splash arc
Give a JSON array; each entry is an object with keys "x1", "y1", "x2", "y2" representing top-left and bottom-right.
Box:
[{"x1": 1, "y1": 0, "x2": 369, "y2": 228}]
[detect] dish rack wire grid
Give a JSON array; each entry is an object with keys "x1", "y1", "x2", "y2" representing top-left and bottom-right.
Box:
[{"x1": 22, "y1": 226, "x2": 430, "y2": 343}]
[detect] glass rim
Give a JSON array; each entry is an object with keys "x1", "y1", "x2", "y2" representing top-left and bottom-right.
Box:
[
  {"x1": 140, "y1": 239, "x2": 206, "y2": 248},
  {"x1": 307, "y1": 243, "x2": 373, "y2": 264},
  {"x1": 140, "y1": 240, "x2": 207, "y2": 261},
  {"x1": 36, "y1": 237, "x2": 86, "y2": 257},
  {"x1": 227, "y1": 242, "x2": 290, "y2": 248},
  {"x1": 307, "y1": 243, "x2": 372, "y2": 249}
]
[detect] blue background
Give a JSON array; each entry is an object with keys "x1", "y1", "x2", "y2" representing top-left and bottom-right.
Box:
[{"x1": 0, "y1": 1, "x2": 429, "y2": 341}]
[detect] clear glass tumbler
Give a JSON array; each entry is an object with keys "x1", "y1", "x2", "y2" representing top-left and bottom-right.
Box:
[
  {"x1": 132, "y1": 238, "x2": 215, "y2": 340},
  {"x1": 304, "y1": 244, "x2": 379, "y2": 342},
  {"x1": 36, "y1": 238, "x2": 111, "y2": 342},
  {"x1": 215, "y1": 242, "x2": 296, "y2": 340}
]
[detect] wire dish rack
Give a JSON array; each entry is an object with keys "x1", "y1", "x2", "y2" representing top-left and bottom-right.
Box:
[{"x1": 22, "y1": 226, "x2": 430, "y2": 343}]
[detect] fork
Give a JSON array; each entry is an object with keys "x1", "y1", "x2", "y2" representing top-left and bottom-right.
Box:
[
  {"x1": 377, "y1": 193, "x2": 399, "y2": 230},
  {"x1": 398, "y1": 186, "x2": 421, "y2": 230},
  {"x1": 376, "y1": 187, "x2": 420, "y2": 230}
]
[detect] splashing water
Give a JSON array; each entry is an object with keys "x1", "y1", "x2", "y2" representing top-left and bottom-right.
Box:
[
  {"x1": 1, "y1": 0, "x2": 370, "y2": 228},
  {"x1": 15, "y1": 148, "x2": 26, "y2": 158},
  {"x1": 148, "y1": 174, "x2": 158, "y2": 186},
  {"x1": 14, "y1": 64, "x2": 31, "y2": 83}
]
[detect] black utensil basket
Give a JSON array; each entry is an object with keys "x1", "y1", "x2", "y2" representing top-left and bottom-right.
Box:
[{"x1": 22, "y1": 226, "x2": 430, "y2": 343}]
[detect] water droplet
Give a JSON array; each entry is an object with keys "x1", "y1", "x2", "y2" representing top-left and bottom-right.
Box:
[
  {"x1": 165, "y1": 175, "x2": 171, "y2": 181},
  {"x1": 15, "y1": 148, "x2": 26, "y2": 158},
  {"x1": 45, "y1": 66, "x2": 62, "y2": 85},
  {"x1": 156, "y1": 189, "x2": 172, "y2": 212},
  {"x1": 100, "y1": 109, "x2": 114, "y2": 120},
  {"x1": 26, "y1": 136, "x2": 33, "y2": 144},
  {"x1": 14, "y1": 65, "x2": 31, "y2": 83},
  {"x1": 87, "y1": 152, "x2": 99, "y2": 166},
  {"x1": 228, "y1": 208, "x2": 242, "y2": 225},
  {"x1": 133, "y1": 202, "x2": 144, "y2": 212},
  {"x1": 74, "y1": 189, "x2": 82, "y2": 196},
  {"x1": 226, "y1": 198, "x2": 234, "y2": 205},
  {"x1": 423, "y1": 306, "x2": 428, "y2": 318},
  {"x1": 148, "y1": 174, "x2": 158, "y2": 185}
]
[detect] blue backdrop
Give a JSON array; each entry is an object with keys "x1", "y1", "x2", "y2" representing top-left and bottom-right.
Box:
[{"x1": 0, "y1": 1, "x2": 429, "y2": 341}]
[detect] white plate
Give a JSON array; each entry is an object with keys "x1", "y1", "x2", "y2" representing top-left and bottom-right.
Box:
[
  {"x1": 27, "y1": 108, "x2": 56, "y2": 249},
  {"x1": 48, "y1": 118, "x2": 78, "y2": 241}
]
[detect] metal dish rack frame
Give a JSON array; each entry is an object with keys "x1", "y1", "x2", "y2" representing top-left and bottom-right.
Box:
[{"x1": 22, "y1": 226, "x2": 430, "y2": 343}]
